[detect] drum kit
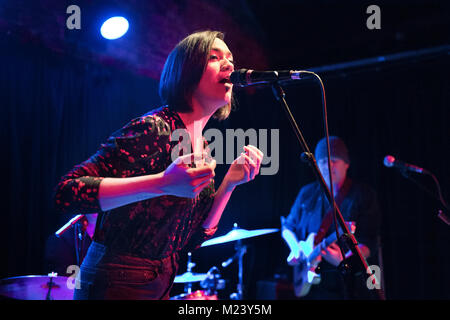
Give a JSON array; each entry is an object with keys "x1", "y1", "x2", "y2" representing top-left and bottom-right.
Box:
[
  {"x1": 170, "y1": 223, "x2": 278, "y2": 300},
  {"x1": 0, "y1": 223, "x2": 278, "y2": 300}
]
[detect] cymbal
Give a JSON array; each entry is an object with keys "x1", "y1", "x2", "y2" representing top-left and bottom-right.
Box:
[
  {"x1": 201, "y1": 227, "x2": 279, "y2": 247},
  {"x1": 174, "y1": 272, "x2": 208, "y2": 283},
  {"x1": 0, "y1": 275, "x2": 74, "y2": 300}
]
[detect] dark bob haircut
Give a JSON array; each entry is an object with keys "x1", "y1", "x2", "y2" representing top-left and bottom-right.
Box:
[{"x1": 159, "y1": 30, "x2": 232, "y2": 120}]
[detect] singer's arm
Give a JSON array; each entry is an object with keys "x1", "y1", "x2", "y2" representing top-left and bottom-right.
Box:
[
  {"x1": 54, "y1": 115, "x2": 172, "y2": 214},
  {"x1": 202, "y1": 145, "x2": 263, "y2": 229},
  {"x1": 202, "y1": 178, "x2": 235, "y2": 229},
  {"x1": 58, "y1": 157, "x2": 217, "y2": 213},
  {"x1": 97, "y1": 173, "x2": 166, "y2": 211},
  {"x1": 184, "y1": 146, "x2": 263, "y2": 252}
]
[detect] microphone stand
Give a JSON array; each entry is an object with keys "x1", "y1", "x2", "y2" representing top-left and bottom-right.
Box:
[
  {"x1": 271, "y1": 80, "x2": 386, "y2": 300},
  {"x1": 55, "y1": 214, "x2": 88, "y2": 266},
  {"x1": 397, "y1": 169, "x2": 450, "y2": 226},
  {"x1": 74, "y1": 221, "x2": 87, "y2": 266}
]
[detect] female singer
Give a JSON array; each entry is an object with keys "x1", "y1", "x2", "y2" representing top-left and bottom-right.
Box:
[{"x1": 54, "y1": 30, "x2": 263, "y2": 299}]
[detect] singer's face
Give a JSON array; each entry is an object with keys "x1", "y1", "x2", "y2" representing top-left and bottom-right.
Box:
[
  {"x1": 192, "y1": 38, "x2": 234, "y2": 112},
  {"x1": 317, "y1": 157, "x2": 349, "y2": 188}
]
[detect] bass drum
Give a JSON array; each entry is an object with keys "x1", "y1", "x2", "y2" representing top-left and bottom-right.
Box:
[{"x1": 170, "y1": 290, "x2": 218, "y2": 300}]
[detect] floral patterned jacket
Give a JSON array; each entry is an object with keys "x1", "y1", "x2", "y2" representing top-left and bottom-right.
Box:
[{"x1": 54, "y1": 106, "x2": 217, "y2": 259}]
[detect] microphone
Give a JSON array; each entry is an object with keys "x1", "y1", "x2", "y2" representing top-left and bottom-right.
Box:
[
  {"x1": 383, "y1": 155, "x2": 426, "y2": 174},
  {"x1": 55, "y1": 214, "x2": 85, "y2": 237},
  {"x1": 230, "y1": 69, "x2": 306, "y2": 87}
]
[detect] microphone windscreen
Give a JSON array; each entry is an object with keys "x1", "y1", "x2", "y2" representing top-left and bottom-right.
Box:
[
  {"x1": 383, "y1": 155, "x2": 395, "y2": 167},
  {"x1": 230, "y1": 69, "x2": 248, "y2": 85}
]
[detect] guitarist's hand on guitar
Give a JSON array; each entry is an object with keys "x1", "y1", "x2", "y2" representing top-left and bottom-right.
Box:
[{"x1": 321, "y1": 242, "x2": 344, "y2": 267}]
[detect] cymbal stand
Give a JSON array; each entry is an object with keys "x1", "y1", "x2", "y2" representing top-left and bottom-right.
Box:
[
  {"x1": 229, "y1": 238, "x2": 247, "y2": 300},
  {"x1": 45, "y1": 272, "x2": 58, "y2": 300},
  {"x1": 185, "y1": 252, "x2": 195, "y2": 294}
]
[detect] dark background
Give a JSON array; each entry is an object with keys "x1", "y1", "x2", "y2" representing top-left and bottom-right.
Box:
[{"x1": 1, "y1": 0, "x2": 449, "y2": 299}]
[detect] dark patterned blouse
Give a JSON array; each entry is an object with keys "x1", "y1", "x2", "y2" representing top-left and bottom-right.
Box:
[{"x1": 54, "y1": 106, "x2": 217, "y2": 260}]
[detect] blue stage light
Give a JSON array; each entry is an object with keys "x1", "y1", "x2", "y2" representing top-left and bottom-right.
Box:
[{"x1": 100, "y1": 16, "x2": 129, "y2": 40}]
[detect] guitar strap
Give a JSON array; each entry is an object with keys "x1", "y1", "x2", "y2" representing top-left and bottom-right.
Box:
[{"x1": 314, "y1": 177, "x2": 352, "y2": 246}]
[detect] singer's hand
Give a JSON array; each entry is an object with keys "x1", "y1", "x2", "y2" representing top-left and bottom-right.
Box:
[
  {"x1": 162, "y1": 152, "x2": 216, "y2": 198},
  {"x1": 223, "y1": 145, "x2": 263, "y2": 191}
]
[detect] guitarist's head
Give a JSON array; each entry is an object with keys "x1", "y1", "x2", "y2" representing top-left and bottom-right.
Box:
[{"x1": 315, "y1": 136, "x2": 350, "y2": 192}]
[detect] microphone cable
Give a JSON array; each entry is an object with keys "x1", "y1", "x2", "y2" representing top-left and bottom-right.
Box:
[{"x1": 301, "y1": 70, "x2": 347, "y2": 261}]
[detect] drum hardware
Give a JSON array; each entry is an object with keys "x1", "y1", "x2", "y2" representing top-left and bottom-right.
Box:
[
  {"x1": 171, "y1": 267, "x2": 224, "y2": 301},
  {"x1": 200, "y1": 266, "x2": 225, "y2": 296},
  {"x1": 45, "y1": 272, "x2": 57, "y2": 300},
  {"x1": 219, "y1": 225, "x2": 247, "y2": 300},
  {"x1": 185, "y1": 251, "x2": 194, "y2": 294},
  {"x1": 171, "y1": 252, "x2": 223, "y2": 300},
  {"x1": 202, "y1": 223, "x2": 279, "y2": 300},
  {"x1": 201, "y1": 223, "x2": 279, "y2": 247},
  {"x1": 173, "y1": 252, "x2": 209, "y2": 294},
  {"x1": 173, "y1": 272, "x2": 208, "y2": 284},
  {"x1": 169, "y1": 290, "x2": 218, "y2": 300}
]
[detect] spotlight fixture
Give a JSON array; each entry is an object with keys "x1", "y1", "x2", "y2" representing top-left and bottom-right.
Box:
[{"x1": 100, "y1": 16, "x2": 129, "y2": 40}]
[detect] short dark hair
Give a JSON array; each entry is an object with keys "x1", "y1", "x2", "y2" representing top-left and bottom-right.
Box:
[{"x1": 159, "y1": 30, "x2": 232, "y2": 120}]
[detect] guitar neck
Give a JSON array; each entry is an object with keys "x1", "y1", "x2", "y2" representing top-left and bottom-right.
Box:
[
  {"x1": 308, "y1": 232, "x2": 338, "y2": 263},
  {"x1": 324, "y1": 232, "x2": 339, "y2": 247},
  {"x1": 307, "y1": 221, "x2": 355, "y2": 263}
]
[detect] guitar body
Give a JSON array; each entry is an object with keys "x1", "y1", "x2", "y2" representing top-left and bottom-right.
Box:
[
  {"x1": 293, "y1": 233, "x2": 322, "y2": 297},
  {"x1": 291, "y1": 222, "x2": 356, "y2": 298}
]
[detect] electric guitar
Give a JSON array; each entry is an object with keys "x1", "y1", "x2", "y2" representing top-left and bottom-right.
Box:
[{"x1": 290, "y1": 221, "x2": 356, "y2": 298}]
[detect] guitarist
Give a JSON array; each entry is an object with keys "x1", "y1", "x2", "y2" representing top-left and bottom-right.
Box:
[{"x1": 281, "y1": 136, "x2": 381, "y2": 299}]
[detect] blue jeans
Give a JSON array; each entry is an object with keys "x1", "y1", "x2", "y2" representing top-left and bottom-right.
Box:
[{"x1": 74, "y1": 242, "x2": 178, "y2": 300}]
